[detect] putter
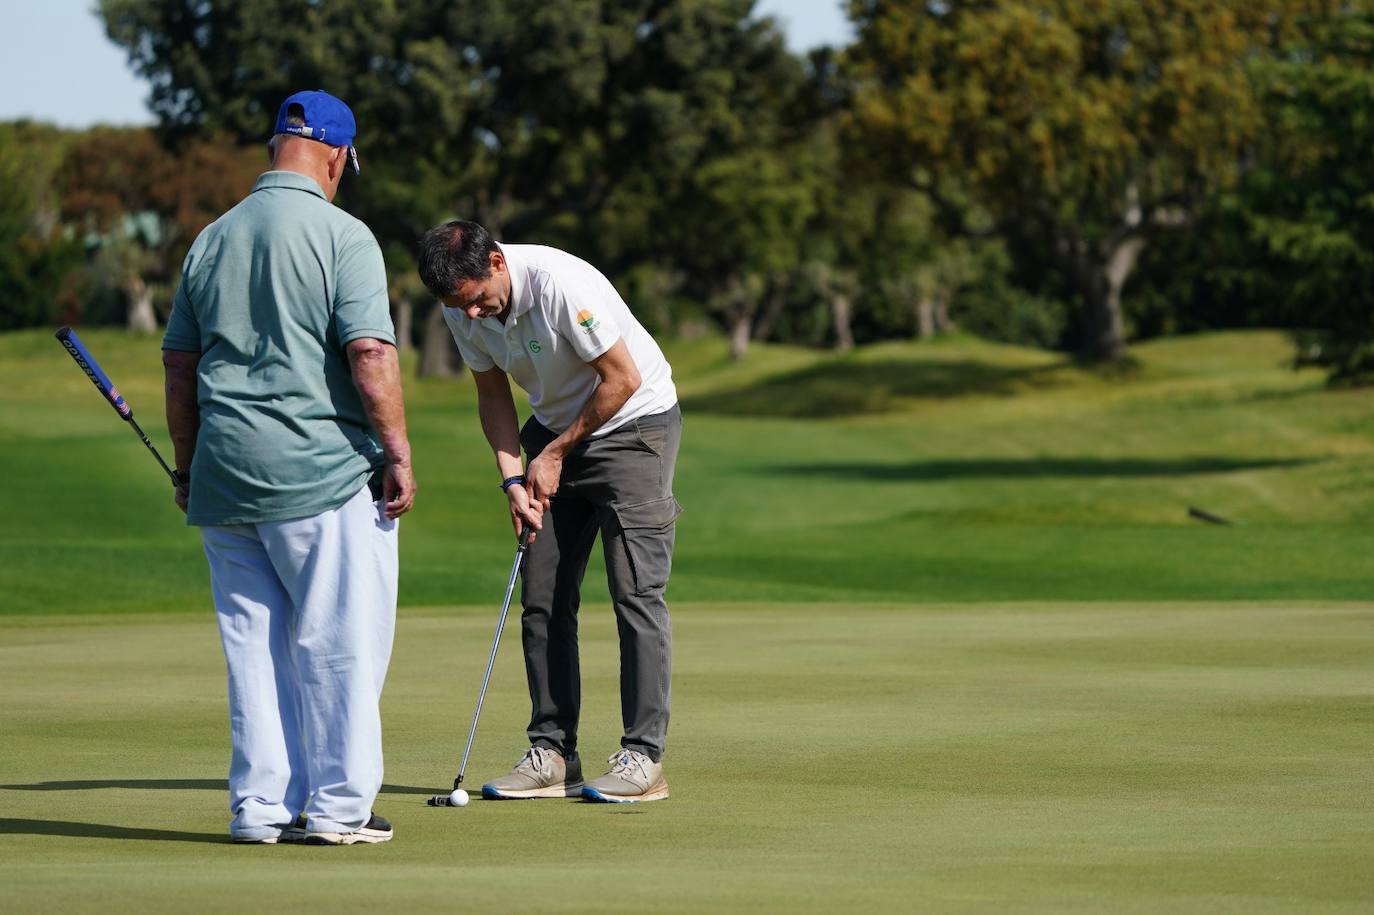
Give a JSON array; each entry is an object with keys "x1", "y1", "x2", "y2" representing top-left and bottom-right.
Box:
[
  {"x1": 429, "y1": 525, "x2": 533, "y2": 806},
  {"x1": 55, "y1": 327, "x2": 184, "y2": 490}
]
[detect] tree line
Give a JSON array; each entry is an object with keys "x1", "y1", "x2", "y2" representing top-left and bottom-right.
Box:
[{"x1": 4, "y1": 0, "x2": 1373, "y2": 381}]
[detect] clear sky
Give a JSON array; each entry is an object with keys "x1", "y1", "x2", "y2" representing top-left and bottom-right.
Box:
[
  {"x1": 0, "y1": 0, "x2": 854, "y2": 128},
  {"x1": 756, "y1": 0, "x2": 854, "y2": 53}
]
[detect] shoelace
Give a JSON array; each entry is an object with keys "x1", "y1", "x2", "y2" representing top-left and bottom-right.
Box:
[
  {"x1": 517, "y1": 746, "x2": 555, "y2": 774},
  {"x1": 607, "y1": 749, "x2": 649, "y2": 782}
]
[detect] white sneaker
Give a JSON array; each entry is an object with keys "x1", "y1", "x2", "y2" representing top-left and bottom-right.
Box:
[{"x1": 304, "y1": 814, "x2": 393, "y2": 846}]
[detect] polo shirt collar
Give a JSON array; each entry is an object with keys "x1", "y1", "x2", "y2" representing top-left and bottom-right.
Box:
[
  {"x1": 252, "y1": 170, "x2": 328, "y2": 200},
  {"x1": 495, "y1": 242, "x2": 535, "y2": 327}
]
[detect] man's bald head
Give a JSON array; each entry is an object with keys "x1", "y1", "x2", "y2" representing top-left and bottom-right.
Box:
[{"x1": 268, "y1": 132, "x2": 350, "y2": 201}]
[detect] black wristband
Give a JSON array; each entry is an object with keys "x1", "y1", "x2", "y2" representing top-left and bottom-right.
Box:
[{"x1": 500, "y1": 475, "x2": 526, "y2": 492}]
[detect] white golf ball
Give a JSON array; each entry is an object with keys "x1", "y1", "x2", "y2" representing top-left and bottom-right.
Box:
[{"x1": 448, "y1": 788, "x2": 470, "y2": 807}]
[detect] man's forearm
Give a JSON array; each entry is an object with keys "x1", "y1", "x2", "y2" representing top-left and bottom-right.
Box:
[
  {"x1": 474, "y1": 377, "x2": 525, "y2": 479},
  {"x1": 348, "y1": 340, "x2": 411, "y2": 464},
  {"x1": 544, "y1": 374, "x2": 637, "y2": 459},
  {"x1": 470, "y1": 368, "x2": 543, "y2": 536},
  {"x1": 163, "y1": 350, "x2": 201, "y2": 475}
]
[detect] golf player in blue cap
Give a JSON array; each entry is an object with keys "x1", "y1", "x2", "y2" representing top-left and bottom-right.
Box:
[{"x1": 162, "y1": 90, "x2": 415, "y2": 845}]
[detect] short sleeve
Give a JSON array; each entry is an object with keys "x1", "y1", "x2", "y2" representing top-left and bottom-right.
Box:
[
  {"x1": 162, "y1": 281, "x2": 202, "y2": 353},
  {"x1": 550, "y1": 277, "x2": 621, "y2": 362},
  {"x1": 441, "y1": 306, "x2": 497, "y2": 372},
  {"x1": 333, "y1": 227, "x2": 395, "y2": 346}
]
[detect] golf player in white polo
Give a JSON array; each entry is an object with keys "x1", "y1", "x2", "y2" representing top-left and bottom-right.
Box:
[
  {"x1": 163, "y1": 90, "x2": 415, "y2": 844},
  {"x1": 417, "y1": 220, "x2": 682, "y2": 803}
]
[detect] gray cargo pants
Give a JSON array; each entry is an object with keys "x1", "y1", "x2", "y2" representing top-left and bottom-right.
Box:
[{"x1": 519, "y1": 404, "x2": 682, "y2": 763}]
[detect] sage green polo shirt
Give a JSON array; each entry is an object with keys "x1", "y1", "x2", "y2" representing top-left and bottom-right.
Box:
[{"x1": 162, "y1": 171, "x2": 395, "y2": 526}]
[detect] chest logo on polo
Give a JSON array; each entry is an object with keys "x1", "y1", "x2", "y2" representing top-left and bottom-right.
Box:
[
  {"x1": 575, "y1": 309, "x2": 600, "y2": 333},
  {"x1": 528, "y1": 339, "x2": 541, "y2": 354}
]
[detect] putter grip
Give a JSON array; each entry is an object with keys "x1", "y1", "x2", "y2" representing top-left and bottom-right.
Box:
[
  {"x1": 518, "y1": 526, "x2": 533, "y2": 550},
  {"x1": 56, "y1": 327, "x2": 132, "y2": 419}
]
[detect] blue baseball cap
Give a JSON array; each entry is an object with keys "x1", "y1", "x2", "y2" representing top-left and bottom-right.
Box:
[{"x1": 273, "y1": 90, "x2": 360, "y2": 174}]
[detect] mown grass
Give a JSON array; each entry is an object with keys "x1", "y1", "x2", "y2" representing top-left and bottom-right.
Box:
[
  {"x1": 2, "y1": 327, "x2": 1372, "y2": 614},
  {"x1": 3, "y1": 327, "x2": 1372, "y2": 910},
  {"x1": 2, "y1": 602, "x2": 1371, "y2": 912}
]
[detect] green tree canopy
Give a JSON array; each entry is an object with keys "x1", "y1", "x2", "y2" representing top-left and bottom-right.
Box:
[
  {"x1": 1240, "y1": 7, "x2": 1374, "y2": 381},
  {"x1": 841, "y1": 0, "x2": 1338, "y2": 361},
  {"x1": 99, "y1": 0, "x2": 822, "y2": 351},
  {"x1": 101, "y1": 1, "x2": 798, "y2": 246},
  {"x1": 0, "y1": 123, "x2": 82, "y2": 330}
]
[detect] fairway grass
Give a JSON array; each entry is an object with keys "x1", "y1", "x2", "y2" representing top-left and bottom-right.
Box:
[
  {"x1": 5, "y1": 328, "x2": 1374, "y2": 611},
  {"x1": 2, "y1": 602, "x2": 1371, "y2": 912},
  {"x1": 2, "y1": 324, "x2": 1374, "y2": 610},
  {"x1": 5, "y1": 327, "x2": 1373, "y2": 909}
]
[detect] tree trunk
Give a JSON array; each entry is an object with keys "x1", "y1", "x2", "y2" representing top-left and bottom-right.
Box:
[
  {"x1": 391, "y1": 293, "x2": 413, "y2": 353},
  {"x1": 915, "y1": 297, "x2": 936, "y2": 339},
  {"x1": 1081, "y1": 236, "x2": 1146, "y2": 361},
  {"x1": 1082, "y1": 278, "x2": 1126, "y2": 361},
  {"x1": 933, "y1": 293, "x2": 955, "y2": 333},
  {"x1": 752, "y1": 280, "x2": 787, "y2": 343},
  {"x1": 418, "y1": 302, "x2": 465, "y2": 378},
  {"x1": 831, "y1": 293, "x2": 854, "y2": 352},
  {"x1": 728, "y1": 312, "x2": 751, "y2": 361},
  {"x1": 125, "y1": 275, "x2": 157, "y2": 334}
]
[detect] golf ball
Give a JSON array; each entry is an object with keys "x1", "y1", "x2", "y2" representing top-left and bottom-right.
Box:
[{"x1": 448, "y1": 788, "x2": 470, "y2": 807}]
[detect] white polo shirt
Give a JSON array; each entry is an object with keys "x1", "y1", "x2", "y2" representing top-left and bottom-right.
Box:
[{"x1": 442, "y1": 243, "x2": 678, "y2": 436}]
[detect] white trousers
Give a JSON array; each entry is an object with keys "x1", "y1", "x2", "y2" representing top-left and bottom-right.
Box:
[{"x1": 200, "y1": 485, "x2": 397, "y2": 839}]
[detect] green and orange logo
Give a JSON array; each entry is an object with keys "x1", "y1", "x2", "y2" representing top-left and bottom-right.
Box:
[{"x1": 576, "y1": 309, "x2": 599, "y2": 332}]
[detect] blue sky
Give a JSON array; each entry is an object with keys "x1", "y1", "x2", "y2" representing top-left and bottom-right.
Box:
[{"x1": 0, "y1": 0, "x2": 854, "y2": 128}]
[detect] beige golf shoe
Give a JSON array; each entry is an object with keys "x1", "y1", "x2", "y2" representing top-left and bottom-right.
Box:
[
  {"x1": 581, "y1": 749, "x2": 670, "y2": 803},
  {"x1": 481, "y1": 746, "x2": 584, "y2": 799}
]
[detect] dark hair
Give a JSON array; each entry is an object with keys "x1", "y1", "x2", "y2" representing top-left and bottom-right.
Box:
[{"x1": 417, "y1": 219, "x2": 499, "y2": 297}]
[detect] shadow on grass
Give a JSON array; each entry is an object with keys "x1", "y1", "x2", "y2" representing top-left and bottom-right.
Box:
[
  {"x1": 682, "y1": 358, "x2": 1068, "y2": 417},
  {"x1": 764, "y1": 456, "x2": 1319, "y2": 481},
  {"x1": 1, "y1": 779, "x2": 437, "y2": 795},
  {"x1": 0, "y1": 818, "x2": 225, "y2": 843},
  {"x1": 381, "y1": 784, "x2": 446, "y2": 795}
]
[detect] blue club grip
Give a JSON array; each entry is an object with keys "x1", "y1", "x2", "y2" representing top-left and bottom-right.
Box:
[{"x1": 56, "y1": 326, "x2": 133, "y2": 420}]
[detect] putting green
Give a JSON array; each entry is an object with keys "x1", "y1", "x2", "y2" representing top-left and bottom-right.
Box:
[{"x1": 2, "y1": 602, "x2": 1370, "y2": 912}]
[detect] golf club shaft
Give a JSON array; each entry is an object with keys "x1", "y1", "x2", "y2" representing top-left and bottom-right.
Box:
[
  {"x1": 128, "y1": 415, "x2": 182, "y2": 487},
  {"x1": 454, "y1": 527, "x2": 532, "y2": 787},
  {"x1": 56, "y1": 326, "x2": 184, "y2": 489}
]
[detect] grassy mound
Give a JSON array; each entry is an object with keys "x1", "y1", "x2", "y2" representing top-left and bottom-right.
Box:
[{"x1": 3, "y1": 327, "x2": 1372, "y2": 613}]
